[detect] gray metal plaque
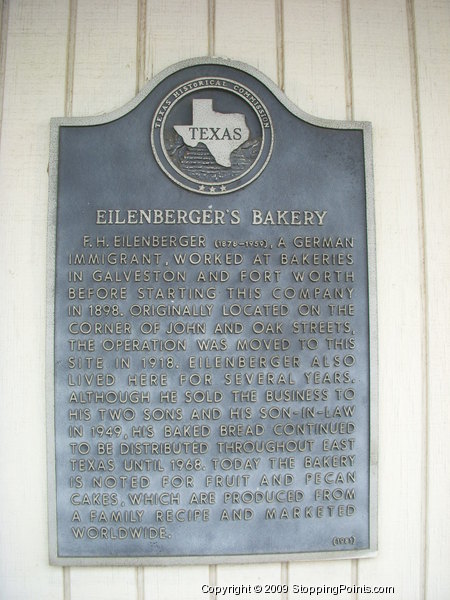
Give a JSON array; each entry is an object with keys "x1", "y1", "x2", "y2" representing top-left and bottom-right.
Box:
[{"x1": 47, "y1": 58, "x2": 377, "y2": 565}]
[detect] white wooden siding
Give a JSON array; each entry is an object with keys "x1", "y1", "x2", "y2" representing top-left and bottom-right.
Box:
[{"x1": 0, "y1": 0, "x2": 448, "y2": 598}]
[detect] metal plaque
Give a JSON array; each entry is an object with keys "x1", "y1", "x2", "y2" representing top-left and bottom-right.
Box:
[{"x1": 47, "y1": 58, "x2": 377, "y2": 565}]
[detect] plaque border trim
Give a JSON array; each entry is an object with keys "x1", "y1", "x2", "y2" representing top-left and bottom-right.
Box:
[{"x1": 47, "y1": 56, "x2": 378, "y2": 566}]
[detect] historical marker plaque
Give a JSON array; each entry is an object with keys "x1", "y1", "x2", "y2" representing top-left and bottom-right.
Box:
[{"x1": 47, "y1": 58, "x2": 377, "y2": 565}]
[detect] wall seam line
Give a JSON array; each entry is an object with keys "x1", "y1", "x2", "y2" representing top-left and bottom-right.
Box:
[
  {"x1": 276, "y1": 3, "x2": 288, "y2": 593},
  {"x1": 406, "y1": 1, "x2": 429, "y2": 599},
  {"x1": 343, "y1": 3, "x2": 357, "y2": 595},
  {"x1": 136, "y1": 3, "x2": 147, "y2": 596},
  {"x1": 208, "y1": 0, "x2": 215, "y2": 57},
  {"x1": 275, "y1": 0, "x2": 289, "y2": 600},
  {"x1": 280, "y1": 562, "x2": 289, "y2": 600},
  {"x1": 65, "y1": 0, "x2": 77, "y2": 119},
  {"x1": 276, "y1": 3, "x2": 288, "y2": 592},
  {"x1": 342, "y1": 0, "x2": 354, "y2": 121},
  {"x1": 63, "y1": 567, "x2": 71, "y2": 600},
  {"x1": 0, "y1": 0, "x2": 10, "y2": 151},
  {"x1": 275, "y1": 0, "x2": 285, "y2": 92},
  {"x1": 277, "y1": 4, "x2": 288, "y2": 590},
  {"x1": 137, "y1": 565, "x2": 145, "y2": 600},
  {"x1": 136, "y1": 0, "x2": 147, "y2": 93},
  {"x1": 63, "y1": 2, "x2": 77, "y2": 595},
  {"x1": 209, "y1": 560, "x2": 217, "y2": 600},
  {"x1": 208, "y1": 1, "x2": 216, "y2": 594}
]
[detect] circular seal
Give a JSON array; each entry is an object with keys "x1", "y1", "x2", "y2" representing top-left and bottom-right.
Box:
[{"x1": 151, "y1": 77, "x2": 273, "y2": 195}]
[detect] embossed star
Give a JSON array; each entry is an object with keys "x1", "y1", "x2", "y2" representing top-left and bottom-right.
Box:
[
  {"x1": 209, "y1": 186, "x2": 216, "y2": 193},
  {"x1": 198, "y1": 185, "x2": 205, "y2": 191},
  {"x1": 220, "y1": 185, "x2": 227, "y2": 192}
]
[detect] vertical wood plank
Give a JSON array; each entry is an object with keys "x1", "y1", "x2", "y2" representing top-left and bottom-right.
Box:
[
  {"x1": 216, "y1": 563, "x2": 283, "y2": 600},
  {"x1": 414, "y1": 0, "x2": 450, "y2": 597},
  {"x1": 283, "y1": 2, "x2": 354, "y2": 593},
  {"x1": 213, "y1": 1, "x2": 283, "y2": 595},
  {"x1": 68, "y1": 2, "x2": 138, "y2": 597},
  {"x1": 71, "y1": 0, "x2": 138, "y2": 117},
  {"x1": 146, "y1": 0, "x2": 209, "y2": 79},
  {"x1": 283, "y1": 0, "x2": 347, "y2": 120},
  {"x1": 215, "y1": 0, "x2": 278, "y2": 82},
  {"x1": 143, "y1": 2, "x2": 211, "y2": 599},
  {"x1": 0, "y1": 0, "x2": 69, "y2": 598},
  {"x1": 144, "y1": 566, "x2": 209, "y2": 600},
  {"x1": 70, "y1": 568, "x2": 139, "y2": 600},
  {"x1": 350, "y1": 1, "x2": 424, "y2": 597}
]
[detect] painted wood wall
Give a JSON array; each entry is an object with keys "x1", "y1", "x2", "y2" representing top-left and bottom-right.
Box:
[{"x1": 0, "y1": 0, "x2": 448, "y2": 598}]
